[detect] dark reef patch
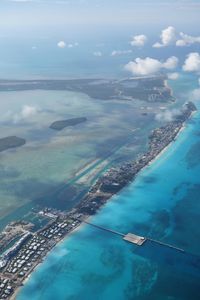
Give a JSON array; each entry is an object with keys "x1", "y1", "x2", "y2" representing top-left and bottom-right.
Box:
[
  {"x1": 141, "y1": 175, "x2": 158, "y2": 184},
  {"x1": 172, "y1": 181, "x2": 191, "y2": 197},
  {"x1": 185, "y1": 141, "x2": 200, "y2": 169},
  {"x1": 169, "y1": 183, "x2": 200, "y2": 253},
  {"x1": 147, "y1": 209, "x2": 171, "y2": 239},
  {"x1": 100, "y1": 245, "x2": 125, "y2": 270}
]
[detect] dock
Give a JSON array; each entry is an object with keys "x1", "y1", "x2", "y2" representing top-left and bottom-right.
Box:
[
  {"x1": 123, "y1": 233, "x2": 146, "y2": 245},
  {"x1": 81, "y1": 220, "x2": 125, "y2": 237},
  {"x1": 79, "y1": 219, "x2": 185, "y2": 251},
  {"x1": 80, "y1": 220, "x2": 146, "y2": 245}
]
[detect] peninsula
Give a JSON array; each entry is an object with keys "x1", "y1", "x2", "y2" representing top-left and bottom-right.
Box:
[
  {"x1": 0, "y1": 136, "x2": 26, "y2": 153},
  {"x1": 0, "y1": 101, "x2": 196, "y2": 300},
  {"x1": 50, "y1": 117, "x2": 87, "y2": 131},
  {"x1": 0, "y1": 75, "x2": 174, "y2": 103}
]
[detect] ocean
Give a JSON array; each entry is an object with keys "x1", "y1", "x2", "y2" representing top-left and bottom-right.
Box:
[
  {"x1": 0, "y1": 33, "x2": 199, "y2": 299},
  {"x1": 17, "y1": 82, "x2": 200, "y2": 299}
]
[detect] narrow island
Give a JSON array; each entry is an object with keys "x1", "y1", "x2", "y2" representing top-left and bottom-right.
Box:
[
  {"x1": 0, "y1": 136, "x2": 26, "y2": 153},
  {"x1": 0, "y1": 101, "x2": 196, "y2": 300},
  {"x1": 50, "y1": 117, "x2": 87, "y2": 131}
]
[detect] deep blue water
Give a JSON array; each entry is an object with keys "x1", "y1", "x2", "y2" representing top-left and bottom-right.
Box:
[{"x1": 17, "y1": 102, "x2": 200, "y2": 299}]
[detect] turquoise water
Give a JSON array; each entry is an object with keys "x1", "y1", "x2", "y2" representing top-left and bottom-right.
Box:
[{"x1": 17, "y1": 103, "x2": 200, "y2": 299}]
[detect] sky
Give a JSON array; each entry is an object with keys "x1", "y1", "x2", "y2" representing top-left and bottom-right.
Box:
[
  {"x1": 0, "y1": 0, "x2": 200, "y2": 37},
  {"x1": 0, "y1": 0, "x2": 199, "y2": 80}
]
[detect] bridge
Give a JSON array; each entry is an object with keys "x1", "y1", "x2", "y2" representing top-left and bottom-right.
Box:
[{"x1": 79, "y1": 219, "x2": 184, "y2": 252}]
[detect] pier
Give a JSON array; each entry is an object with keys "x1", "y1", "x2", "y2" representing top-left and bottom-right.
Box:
[
  {"x1": 148, "y1": 238, "x2": 185, "y2": 252},
  {"x1": 81, "y1": 220, "x2": 125, "y2": 237},
  {"x1": 81, "y1": 220, "x2": 146, "y2": 245},
  {"x1": 80, "y1": 220, "x2": 185, "y2": 250},
  {"x1": 123, "y1": 233, "x2": 146, "y2": 246}
]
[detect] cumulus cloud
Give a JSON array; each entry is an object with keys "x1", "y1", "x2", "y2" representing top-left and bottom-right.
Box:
[
  {"x1": 176, "y1": 32, "x2": 200, "y2": 47},
  {"x1": 130, "y1": 35, "x2": 147, "y2": 47},
  {"x1": 182, "y1": 52, "x2": 200, "y2": 72},
  {"x1": 152, "y1": 42, "x2": 163, "y2": 49},
  {"x1": 167, "y1": 72, "x2": 179, "y2": 80},
  {"x1": 57, "y1": 41, "x2": 66, "y2": 48},
  {"x1": 124, "y1": 56, "x2": 178, "y2": 76},
  {"x1": 163, "y1": 56, "x2": 179, "y2": 69},
  {"x1": 111, "y1": 50, "x2": 132, "y2": 56},
  {"x1": 4, "y1": 105, "x2": 40, "y2": 124},
  {"x1": 155, "y1": 108, "x2": 181, "y2": 122},
  {"x1": 153, "y1": 26, "x2": 176, "y2": 48},
  {"x1": 153, "y1": 26, "x2": 200, "y2": 48},
  {"x1": 57, "y1": 41, "x2": 78, "y2": 49},
  {"x1": 93, "y1": 51, "x2": 102, "y2": 57}
]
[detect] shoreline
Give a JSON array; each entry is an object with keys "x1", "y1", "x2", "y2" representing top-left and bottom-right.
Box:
[
  {"x1": 4, "y1": 102, "x2": 197, "y2": 300},
  {"x1": 10, "y1": 219, "x2": 85, "y2": 300},
  {"x1": 146, "y1": 124, "x2": 186, "y2": 169}
]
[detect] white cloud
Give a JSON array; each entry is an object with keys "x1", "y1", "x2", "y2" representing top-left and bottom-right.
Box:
[
  {"x1": 130, "y1": 34, "x2": 147, "y2": 47},
  {"x1": 93, "y1": 51, "x2": 102, "y2": 57},
  {"x1": 57, "y1": 41, "x2": 78, "y2": 49},
  {"x1": 4, "y1": 105, "x2": 40, "y2": 124},
  {"x1": 57, "y1": 41, "x2": 66, "y2": 48},
  {"x1": 21, "y1": 105, "x2": 38, "y2": 119},
  {"x1": 152, "y1": 42, "x2": 163, "y2": 48},
  {"x1": 155, "y1": 108, "x2": 181, "y2": 122},
  {"x1": 176, "y1": 32, "x2": 200, "y2": 47},
  {"x1": 153, "y1": 27, "x2": 200, "y2": 48},
  {"x1": 163, "y1": 56, "x2": 179, "y2": 69},
  {"x1": 124, "y1": 56, "x2": 178, "y2": 76},
  {"x1": 167, "y1": 72, "x2": 179, "y2": 80},
  {"x1": 182, "y1": 52, "x2": 200, "y2": 72},
  {"x1": 153, "y1": 26, "x2": 176, "y2": 48},
  {"x1": 111, "y1": 50, "x2": 132, "y2": 56}
]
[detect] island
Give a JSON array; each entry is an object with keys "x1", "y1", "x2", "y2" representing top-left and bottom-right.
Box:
[
  {"x1": 0, "y1": 136, "x2": 26, "y2": 153},
  {"x1": 0, "y1": 101, "x2": 196, "y2": 300},
  {"x1": 50, "y1": 117, "x2": 87, "y2": 131},
  {"x1": 0, "y1": 75, "x2": 174, "y2": 103}
]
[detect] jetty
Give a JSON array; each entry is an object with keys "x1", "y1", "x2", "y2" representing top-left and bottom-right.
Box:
[
  {"x1": 123, "y1": 233, "x2": 146, "y2": 246},
  {"x1": 81, "y1": 220, "x2": 146, "y2": 246},
  {"x1": 148, "y1": 238, "x2": 185, "y2": 252},
  {"x1": 81, "y1": 220, "x2": 125, "y2": 237},
  {"x1": 80, "y1": 220, "x2": 185, "y2": 250}
]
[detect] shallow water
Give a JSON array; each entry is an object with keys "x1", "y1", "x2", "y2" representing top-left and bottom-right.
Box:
[
  {"x1": 0, "y1": 86, "x2": 161, "y2": 228},
  {"x1": 17, "y1": 93, "x2": 200, "y2": 299}
]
